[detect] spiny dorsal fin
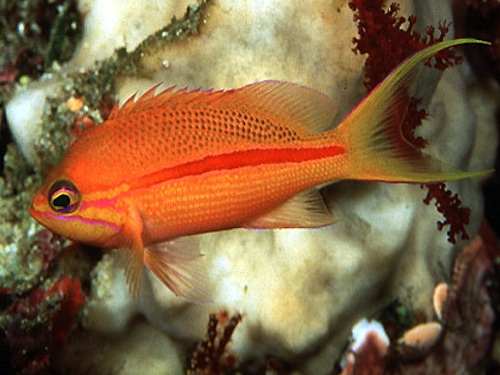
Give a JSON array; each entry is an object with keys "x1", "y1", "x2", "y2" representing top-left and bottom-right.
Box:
[
  {"x1": 108, "y1": 82, "x2": 166, "y2": 120},
  {"x1": 109, "y1": 81, "x2": 339, "y2": 134}
]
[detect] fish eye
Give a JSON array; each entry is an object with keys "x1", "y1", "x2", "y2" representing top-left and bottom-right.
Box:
[{"x1": 48, "y1": 179, "x2": 81, "y2": 214}]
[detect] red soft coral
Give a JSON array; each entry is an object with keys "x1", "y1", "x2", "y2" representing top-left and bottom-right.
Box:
[
  {"x1": 349, "y1": 1, "x2": 462, "y2": 90},
  {"x1": 423, "y1": 183, "x2": 472, "y2": 244}
]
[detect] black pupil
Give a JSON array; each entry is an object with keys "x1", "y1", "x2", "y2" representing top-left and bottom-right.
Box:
[{"x1": 53, "y1": 194, "x2": 71, "y2": 208}]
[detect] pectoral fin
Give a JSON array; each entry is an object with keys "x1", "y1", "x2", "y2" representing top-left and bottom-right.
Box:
[
  {"x1": 116, "y1": 204, "x2": 145, "y2": 298},
  {"x1": 116, "y1": 246, "x2": 144, "y2": 299},
  {"x1": 143, "y1": 236, "x2": 212, "y2": 303},
  {"x1": 245, "y1": 189, "x2": 338, "y2": 229}
]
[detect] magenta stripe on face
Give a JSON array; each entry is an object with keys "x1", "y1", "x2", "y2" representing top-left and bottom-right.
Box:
[{"x1": 38, "y1": 210, "x2": 120, "y2": 232}]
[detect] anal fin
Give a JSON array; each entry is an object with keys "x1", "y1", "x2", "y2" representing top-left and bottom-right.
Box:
[
  {"x1": 144, "y1": 236, "x2": 212, "y2": 304},
  {"x1": 245, "y1": 189, "x2": 338, "y2": 229}
]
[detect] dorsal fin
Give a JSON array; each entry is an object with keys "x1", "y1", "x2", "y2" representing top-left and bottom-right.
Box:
[
  {"x1": 108, "y1": 83, "x2": 165, "y2": 120},
  {"x1": 108, "y1": 80, "x2": 339, "y2": 134},
  {"x1": 228, "y1": 81, "x2": 339, "y2": 133}
]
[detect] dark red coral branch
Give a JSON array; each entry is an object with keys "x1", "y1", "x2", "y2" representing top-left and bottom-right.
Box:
[
  {"x1": 403, "y1": 97, "x2": 428, "y2": 149},
  {"x1": 349, "y1": 1, "x2": 462, "y2": 91},
  {"x1": 187, "y1": 311, "x2": 242, "y2": 375},
  {"x1": 423, "y1": 183, "x2": 471, "y2": 244},
  {"x1": 349, "y1": 0, "x2": 473, "y2": 244}
]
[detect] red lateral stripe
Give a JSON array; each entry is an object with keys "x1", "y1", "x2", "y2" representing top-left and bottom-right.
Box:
[{"x1": 130, "y1": 145, "x2": 346, "y2": 190}]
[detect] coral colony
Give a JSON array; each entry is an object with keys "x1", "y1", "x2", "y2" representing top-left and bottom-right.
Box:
[{"x1": 0, "y1": 0, "x2": 497, "y2": 374}]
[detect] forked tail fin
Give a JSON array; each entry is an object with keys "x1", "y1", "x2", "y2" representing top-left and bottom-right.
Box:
[{"x1": 336, "y1": 38, "x2": 492, "y2": 183}]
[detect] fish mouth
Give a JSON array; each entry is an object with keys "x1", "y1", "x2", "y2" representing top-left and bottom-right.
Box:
[
  {"x1": 29, "y1": 203, "x2": 43, "y2": 223},
  {"x1": 29, "y1": 195, "x2": 47, "y2": 222}
]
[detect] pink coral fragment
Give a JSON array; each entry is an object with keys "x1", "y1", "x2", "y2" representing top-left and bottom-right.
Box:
[{"x1": 341, "y1": 319, "x2": 389, "y2": 375}]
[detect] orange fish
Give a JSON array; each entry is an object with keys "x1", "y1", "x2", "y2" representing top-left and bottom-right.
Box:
[{"x1": 30, "y1": 39, "x2": 490, "y2": 301}]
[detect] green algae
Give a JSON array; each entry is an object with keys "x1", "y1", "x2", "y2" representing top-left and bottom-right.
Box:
[
  {"x1": 379, "y1": 299, "x2": 417, "y2": 340},
  {"x1": 130, "y1": 1, "x2": 211, "y2": 72}
]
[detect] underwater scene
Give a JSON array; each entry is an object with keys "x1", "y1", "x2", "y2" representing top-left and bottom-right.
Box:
[{"x1": 1, "y1": 0, "x2": 500, "y2": 374}]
